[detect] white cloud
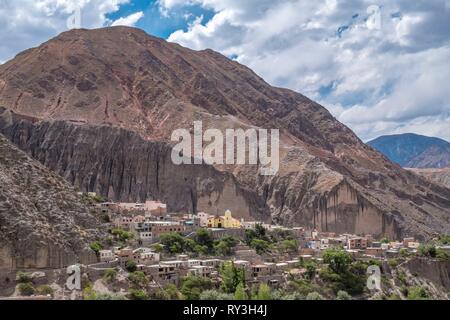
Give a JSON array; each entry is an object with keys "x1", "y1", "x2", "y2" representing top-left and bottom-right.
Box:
[
  {"x1": 0, "y1": 0, "x2": 129, "y2": 62},
  {"x1": 162, "y1": 0, "x2": 450, "y2": 141},
  {"x1": 111, "y1": 11, "x2": 144, "y2": 26}
]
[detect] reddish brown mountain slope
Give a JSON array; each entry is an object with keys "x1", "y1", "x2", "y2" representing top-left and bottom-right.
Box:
[{"x1": 0, "y1": 26, "x2": 449, "y2": 239}]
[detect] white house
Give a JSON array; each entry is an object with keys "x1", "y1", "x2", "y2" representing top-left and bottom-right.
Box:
[{"x1": 99, "y1": 250, "x2": 115, "y2": 262}]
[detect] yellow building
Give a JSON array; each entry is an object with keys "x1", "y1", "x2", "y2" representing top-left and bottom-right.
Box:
[{"x1": 207, "y1": 210, "x2": 241, "y2": 229}]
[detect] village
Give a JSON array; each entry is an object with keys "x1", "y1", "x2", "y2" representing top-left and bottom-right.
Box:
[{"x1": 5, "y1": 194, "x2": 450, "y2": 300}]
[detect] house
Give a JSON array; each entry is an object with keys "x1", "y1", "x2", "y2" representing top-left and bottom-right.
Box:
[
  {"x1": 347, "y1": 237, "x2": 368, "y2": 250},
  {"x1": 251, "y1": 264, "x2": 273, "y2": 278},
  {"x1": 207, "y1": 210, "x2": 242, "y2": 229},
  {"x1": 161, "y1": 260, "x2": 187, "y2": 268},
  {"x1": 403, "y1": 237, "x2": 416, "y2": 247},
  {"x1": 99, "y1": 250, "x2": 115, "y2": 262},
  {"x1": 197, "y1": 212, "x2": 211, "y2": 228},
  {"x1": 151, "y1": 221, "x2": 185, "y2": 239},
  {"x1": 113, "y1": 216, "x2": 134, "y2": 230},
  {"x1": 201, "y1": 259, "x2": 223, "y2": 268},
  {"x1": 144, "y1": 201, "x2": 167, "y2": 216},
  {"x1": 117, "y1": 248, "x2": 134, "y2": 267},
  {"x1": 389, "y1": 242, "x2": 404, "y2": 250},
  {"x1": 133, "y1": 248, "x2": 160, "y2": 265},
  {"x1": 365, "y1": 247, "x2": 384, "y2": 257},
  {"x1": 320, "y1": 238, "x2": 330, "y2": 250},
  {"x1": 138, "y1": 231, "x2": 153, "y2": 244},
  {"x1": 147, "y1": 264, "x2": 178, "y2": 282},
  {"x1": 187, "y1": 259, "x2": 202, "y2": 268},
  {"x1": 407, "y1": 242, "x2": 420, "y2": 249},
  {"x1": 187, "y1": 266, "x2": 213, "y2": 278}
]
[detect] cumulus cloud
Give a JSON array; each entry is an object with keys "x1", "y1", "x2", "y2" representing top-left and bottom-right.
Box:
[
  {"x1": 111, "y1": 11, "x2": 144, "y2": 26},
  {"x1": 162, "y1": 0, "x2": 450, "y2": 141},
  {"x1": 0, "y1": 0, "x2": 129, "y2": 62}
]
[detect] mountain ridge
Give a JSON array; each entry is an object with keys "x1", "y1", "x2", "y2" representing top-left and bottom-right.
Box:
[
  {"x1": 368, "y1": 133, "x2": 450, "y2": 168},
  {"x1": 0, "y1": 26, "x2": 449, "y2": 239}
]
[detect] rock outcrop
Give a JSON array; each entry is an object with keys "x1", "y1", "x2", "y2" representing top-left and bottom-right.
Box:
[
  {"x1": 0, "y1": 133, "x2": 104, "y2": 270},
  {"x1": 0, "y1": 27, "x2": 449, "y2": 240}
]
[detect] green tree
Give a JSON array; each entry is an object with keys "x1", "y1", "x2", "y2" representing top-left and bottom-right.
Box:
[
  {"x1": 125, "y1": 260, "x2": 137, "y2": 273},
  {"x1": 181, "y1": 276, "x2": 213, "y2": 300},
  {"x1": 254, "y1": 283, "x2": 271, "y2": 300},
  {"x1": 160, "y1": 232, "x2": 186, "y2": 254},
  {"x1": 250, "y1": 239, "x2": 271, "y2": 255},
  {"x1": 128, "y1": 271, "x2": 149, "y2": 288},
  {"x1": 214, "y1": 236, "x2": 238, "y2": 256},
  {"x1": 322, "y1": 248, "x2": 353, "y2": 274},
  {"x1": 234, "y1": 283, "x2": 248, "y2": 300},
  {"x1": 220, "y1": 262, "x2": 246, "y2": 294},
  {"x1": 111, "y1": 228, "x2": 134, "y2": 242},
  {"x1": 89, "y1": 241, "x2": 103, "y2": 254},
  {"x1": 128, "y1": 289, "x2": 149, "y2": 300},
  {"x1": 278, "y1": 239, "x2": 299, "y2": 253},
  {"x1": 194, "y1": 229, "x2": 214, "y2": 251}
]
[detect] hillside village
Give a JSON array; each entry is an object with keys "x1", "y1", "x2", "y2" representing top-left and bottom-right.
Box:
[{"x1": 2, "y1": 194, "x2": 450, "y2": 301}]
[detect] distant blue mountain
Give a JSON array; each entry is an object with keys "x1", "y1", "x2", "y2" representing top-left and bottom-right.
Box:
[{"x1": 367, "y1": 133, "x2": 450, "y2": 168}]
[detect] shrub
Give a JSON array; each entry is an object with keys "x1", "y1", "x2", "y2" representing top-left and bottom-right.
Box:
[
  {"x1": 103, "y1": 268, "x2": 118, "y2": 283},
  {"x1": 199, "y1": 290, "x2": 234, "y2": 300},
  {"x1": 152, "y1": 284, "x2": 182, "y2": 300},
  {"x1": 89, "y1": 241, "x2": 103, "y2": 254},
  {"x1": 306, "y1": 292, "x2": 324, "y2": 300},
  {"x1": 407, "y1": 287, "x2": 429, "y2": 300},
  {"x1": 128, "y1": 289, "x2": 149, "y2": 300},
  {"x1": 16, "y1": 271, "x2": 32, "y2": 284},
  {"x1": 388, "y1": 259, "x2": 399, "y2": 268},
  {"x1": 181, "y1": 276, "x2": 213, "y2": 300},
  {"x1": 418, "y1": 244, "x2": 437, "y2": 258},
  {"x1": 36, "y1": 285, "x2": 54, "y2": 296},
  {"x1": 18, "y1": 283, "x2": 35, "y2": 296},
  {"x1": 336, "y1": 290, "x2": 351, "y2": 300},
  {"x1": 128, "y1": 271, "x2": 148, "y2": 288}
]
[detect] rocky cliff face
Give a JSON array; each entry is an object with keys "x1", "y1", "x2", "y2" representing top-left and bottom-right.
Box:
[
  {"x1": 0, "y1": 27, "x2": 449, "y2": 240},
  {"x1": 0, "y1": 133, "x2": 104, "y2": 270},
  {"x1": 409, "y1": 168, "x2": 450, "y2": 189}
]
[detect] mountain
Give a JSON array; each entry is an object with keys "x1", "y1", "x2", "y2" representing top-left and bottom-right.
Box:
[
  {"x1": 368, "y1": 133, "x2": 450, "y2": 168},
  {"x1": 0, "y1": 133, "x2": 104, "y2": 270},
  {"x1": 0, "y1": 26, "x2": 449, "y2": 240},
  {"x1": 408, "y1": 168, "x2": 450, "y2": 189}
]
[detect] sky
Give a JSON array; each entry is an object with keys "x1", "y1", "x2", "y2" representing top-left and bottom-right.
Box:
[{"x1": 0, "y1": 0, "x2": 449, "y2": 142}]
